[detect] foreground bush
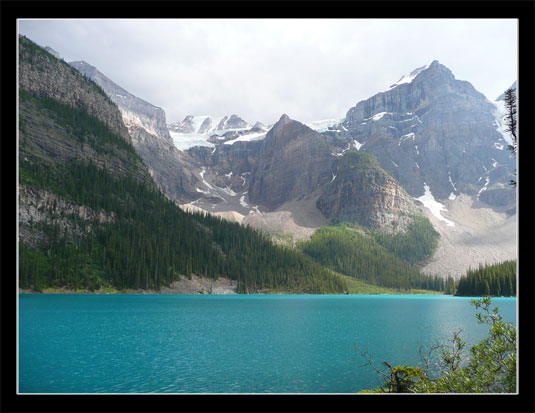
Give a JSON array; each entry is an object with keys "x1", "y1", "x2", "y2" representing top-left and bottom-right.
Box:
[{"x1": 357, "y1": 297, "x2": 517, "y2": 393}]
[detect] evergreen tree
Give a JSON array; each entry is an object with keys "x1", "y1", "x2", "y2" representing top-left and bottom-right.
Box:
[{"x1": 503, "y1": 87, "x2": 517, "y2": 187}]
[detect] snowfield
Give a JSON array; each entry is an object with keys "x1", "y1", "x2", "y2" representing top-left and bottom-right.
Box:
[{"x1": 414, "y1": 183, "x2": 455, "y2": 227}]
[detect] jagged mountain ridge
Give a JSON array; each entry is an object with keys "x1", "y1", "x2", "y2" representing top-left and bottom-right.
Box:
[
  {"x1": 169, "y1": 114, "x2": 250, "y2": 135},
  {"x1": 48, "y1": 46, "x2": 515, "y2": 278},
  {"x1": 339, "y1": 60, "x2": 516, "y2": 213},
  {"x1": 18, "y1": 36, "x2": 350, "y2": 294}
]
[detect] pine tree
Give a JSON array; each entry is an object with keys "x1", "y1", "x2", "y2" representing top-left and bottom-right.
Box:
[{"x1": 503, "y1": 88, "x2": 517, "y2": 187}]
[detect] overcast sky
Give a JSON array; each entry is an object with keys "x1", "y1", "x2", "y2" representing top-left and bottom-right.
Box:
[{"x1": 18, "y1": 19, "x2": 517, "y2": 125}]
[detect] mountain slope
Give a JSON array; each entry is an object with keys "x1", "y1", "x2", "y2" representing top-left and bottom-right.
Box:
[
  {"x1": 69, "y1": 60, "x2": 171, "y2": 141},
  {"x1": 68, "y1": 59, "x2": 203, "y2": 204},
  {"x1": 317, "y1": 151, "x2": 422, "y2": 232},
  {"x1": 18, "y1": 36, "x2": 348, "y2": 294},
  {"x1": 342, "y1": 60, "x2": 516, "y2": 212},
  {"x1": 249, "y1": 114, "x2": 334, "y2": 211}
]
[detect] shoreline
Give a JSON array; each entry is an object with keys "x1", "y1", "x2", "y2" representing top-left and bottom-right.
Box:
[{"x1": 18, "y1": 288, "x2": 449, "y2": 296}]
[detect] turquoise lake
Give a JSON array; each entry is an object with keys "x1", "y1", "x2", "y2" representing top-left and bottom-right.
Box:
[{"x1": 18, "y1": 294, "x2": 517, "y2": 393}]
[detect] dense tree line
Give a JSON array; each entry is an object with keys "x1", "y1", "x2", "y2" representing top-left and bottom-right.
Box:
[
  {"x1": 455, "y1": 260, "x2": 516, "y2": 297},
  {"x1": 19, "y1": 157, "x2": 349, "y2": 293},
  {"x1": 297, "y1": 224, "x2": 447, "y2": 292}
]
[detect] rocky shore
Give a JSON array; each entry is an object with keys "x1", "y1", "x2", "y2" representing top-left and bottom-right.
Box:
[{"x1": 18, "y1": 274, "x2": 238, "y2": 295}]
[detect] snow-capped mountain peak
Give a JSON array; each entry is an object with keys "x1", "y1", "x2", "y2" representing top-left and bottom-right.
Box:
[{"x1": 386, "y1": 62, "x2": 432, "y2": 91}]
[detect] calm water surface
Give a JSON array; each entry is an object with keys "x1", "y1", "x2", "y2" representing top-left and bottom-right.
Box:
[{"x1": 18, "y1": 294, "x2": 516, "y2": 393}]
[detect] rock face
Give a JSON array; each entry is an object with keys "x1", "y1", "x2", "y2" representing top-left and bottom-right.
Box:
[
  {"x1": 19, "y1": 186, "x2": 115, "y2": 247},
  {"x1": 317, "y1": 151, "x2": 421, "y2": 232},
  {"x1": 342, "y1": 60, "x2": 516, "y2": 212},
  {"x1": 18, "y1": 36, "x2": 132, "y2": 146},
  {"x1": 69, "y1": 59, "x2": 202, "y2": 203},
  {"x1": 124, "y1": 124, "x2": 202, "y2": 203},
  {"x1": 222, "y1": 114, "x2": 249, "y2": 130},
  {"x1": 248, "y1": 115, "x2": 334, "y2": 210},
  {"x1": 181, "y1": 114, "x2": 425, "y2": 233},
  {"x1": 69, "y1": 60, "x2": 171, "y2": 141},
  {"x1": 18, "y1": 36, "x2": 153, "y2": 245},
  {"x1": 170, "y1": 115, "x2": 197, "y2": 133}
]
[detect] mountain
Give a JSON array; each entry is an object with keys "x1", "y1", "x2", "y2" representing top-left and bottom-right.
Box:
[
  {"x1": 18, "y1": 35, "x2": 351, "y2": 294},
  {"x1": 248, "y1": 114, "x2": 334, "y2": 211},
  {"x1": 176, "y1": 61, "x2": 516, "y2": 279},
  {"x1": 169, "y1": 114, "x2": 249, "y2": 139},
  {"x1": 340, "y1": 60, "x2": 516, "y2": 213},
  {"x1": 68, "y1": 60, "x2": 204, "y2": 204},
  {"x1": 316, "y1": 151, "x2": 422, "y2": 232},
  {"x1": 169, "y1": 114, "x2": 250, "y2": 135},
  {"x1": 69, "y1": 61, "x2": 171, "y2": 141},
  {"x1": 36, "y1": 41, "x2": 515, "y2": 281}
]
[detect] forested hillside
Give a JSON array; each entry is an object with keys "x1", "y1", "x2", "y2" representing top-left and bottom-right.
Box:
[
  {"x1": 297, "y1": 223, "x2": 450, "y2": 292},
  {"x1": 18, "y1": 36, "x2": 347, "y2": 294}
]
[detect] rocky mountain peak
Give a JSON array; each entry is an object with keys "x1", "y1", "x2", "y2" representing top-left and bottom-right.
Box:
[
  {"x1": 278, "y1": 113, "x2": 291, "y2": 123},
  {"x1": 44, "y1": 46, "x2": 61, "y2": 60},
  {"x1": 340, "y1": 59, "x2": 515, "y2": 212},
  {"x1": 265, "y1": 114, "x2": 315, "y2": 145},
  {"x1": 248, "y1": 114, "x2": 332, "y2": 210},
  {"x1": 251, "y1": 121, "x2": 267, "y2": 132}
]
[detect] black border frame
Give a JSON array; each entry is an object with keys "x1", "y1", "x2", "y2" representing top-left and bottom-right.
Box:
[{"x1": 2, "y1": 1, "x2": 534, "y2": 412}]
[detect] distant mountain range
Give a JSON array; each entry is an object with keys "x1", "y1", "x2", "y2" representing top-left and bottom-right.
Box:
[{"x1": 39, "y1": 42, "x2": 516, "y2": 280}]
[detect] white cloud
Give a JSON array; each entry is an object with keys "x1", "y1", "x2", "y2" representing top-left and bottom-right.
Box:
[{"x1": 18, "y1": 19, "x2": 517, "y2": 125}]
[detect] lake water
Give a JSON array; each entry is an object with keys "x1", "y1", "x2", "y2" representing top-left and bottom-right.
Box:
[{"x1": 18, "y1": 294, "x2": 517, "y2": 393}]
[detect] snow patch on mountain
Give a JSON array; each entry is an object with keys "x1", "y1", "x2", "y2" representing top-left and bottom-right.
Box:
[
  {"x1": 305, "y1": 118, "x2": 344, "y2": 132},
  {"x1": 477, "y1": 177, "x2": 490, "y2": 200},
  {"x1": 199, "y1": 167, "x2": 214, "y2": 190},
  {"x1": 168, "y1": 114, "x2": 254, "y2": 149},
  {"x1": 239, "y1": 193, "x2": 249, "y2": 208},
  {"x1": 386, "y1": 63, "x2": 430, "y2": 91},
  {"x1": 224, "y1": 131, "x2": 267, "y2": 145},
  {"x1": 399, "y1": 132, "x2": 415, "y2": 146},
  {"x1": 169, "y1": 131, "x2": 215, "y2": 151},
  {"x1": 414, "y1": 183, "x2": 455, "y2": 227}
]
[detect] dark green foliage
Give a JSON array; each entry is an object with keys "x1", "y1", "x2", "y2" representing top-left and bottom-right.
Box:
[
  {"x1": 19, "y1": 148, "x2": 347, "y2": 293},
  {"x1": 455, "y1": 260, "x2": 516, "y2": 297},
  {"x1": 336, "y1": 150, "x2": 397, "y2": 181},
  {"x1": 297, "y1": 223, "x2": 445, "y2": 292},
  {"x1": 371, "y1": 215, "x2": 440, "y2": 265},
  {"x1": 358, "y1": 298, "x2": 517, "y2": 393}
]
